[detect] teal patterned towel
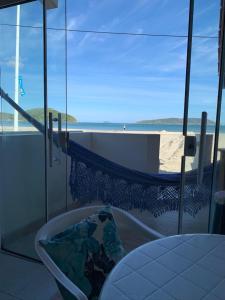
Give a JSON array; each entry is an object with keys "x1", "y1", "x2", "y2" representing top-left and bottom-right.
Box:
[{"x1": 40, "y1": 206, "x2": 125, "y2": 300}]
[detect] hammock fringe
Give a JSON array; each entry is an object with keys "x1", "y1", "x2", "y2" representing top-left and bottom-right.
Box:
[{"x1": 68, "y1": 140, "x2": 212, "y2": 218}]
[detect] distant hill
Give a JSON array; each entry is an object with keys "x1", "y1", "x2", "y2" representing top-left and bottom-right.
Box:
[
  {"x1": 137, "y1": 118, "x2": 215, "y2": 125},
  {"x1": 0, "y1": 112, "x2": 14, "y2": 121},
  {"x1": 24, "y1": 108, "x2": 77, "y2": 123},
  {"x1": 1, "y1": 108, "x2": 77, "y2": 123}
]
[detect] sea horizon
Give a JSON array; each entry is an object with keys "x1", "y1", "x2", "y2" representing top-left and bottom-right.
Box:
[
  {"x1": 1, "y1": 121, "x2": 224, "y2": 133},
  {"x1": 67, "y1": 122, "x2": 222, "y2": 133}
]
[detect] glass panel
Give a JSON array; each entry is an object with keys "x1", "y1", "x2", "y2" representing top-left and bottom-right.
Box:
[
  {"x1": 181, "y1": 0, "x2": 220, "y2": 233},
  {"x1": 0, "y1": 0, "x2": 43, "y2": 27},
  {"x1": 210, "y1": 0, "x2": 225, "y2": 234},
  {"x1": 47, "y1": 0, "x2": 65, "y2": 29},
  {"x1": 210, "y1": 88, "x2": 225, "y2": 234},
  {"x1": 67, "y1": 0, "x2": 189, "y2": 35},
  {"x1": 193, "y1": 0, "x2": 220, "y2": 37},
  {"x1": 66, "y1": 28, "x2": 188, "y2": 237},
  {"x1": 47, "y1": 0, "x2": 68, "y2": 219},
  {"x1": 0, "y1": 0, "x2": 46, "y2": 259}
]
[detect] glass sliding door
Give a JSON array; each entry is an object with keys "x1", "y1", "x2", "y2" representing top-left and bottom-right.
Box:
[
  {"x1": 66, "y1": 0, "x2": 189, "y2": 238},
  {"x1": 0, "y1": 0, "x2": 223, "y2": 262},
  {"x1": 0, "y1": 0, "x2": 46, "y2": 259},
  {"x1": 180, "y1": 0, "x2": 221, "y2": 233}
]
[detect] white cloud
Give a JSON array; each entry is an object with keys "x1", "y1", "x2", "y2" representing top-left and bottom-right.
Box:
[
  {"x1": 67, "y1": 14, "x2": 86, "y2": 30},
  {"x1": 169, "y1": 39, "x2": 187, "y2": 52},
  {"x1": 0, "y1": 56, "x2": 25, "y2": 69}
]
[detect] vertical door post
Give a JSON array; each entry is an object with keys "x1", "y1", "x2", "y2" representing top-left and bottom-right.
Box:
[
  {"x1": 43, "y1": 0, "x2": 49, "y2": 223},
  {"x1": 178, "y1": 0, "x2": 195, "y2": 234},
  {"x1": 209, "y1": 0, "x2": 225, "y2": 231}
]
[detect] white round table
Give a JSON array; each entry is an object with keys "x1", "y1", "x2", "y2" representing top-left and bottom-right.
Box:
[{"x1": 100, "y1": 234, "x2": 225, "y2": 300}]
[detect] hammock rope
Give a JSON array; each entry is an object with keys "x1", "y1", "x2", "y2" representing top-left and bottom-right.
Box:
[{"x1": 0, "y1": 88, "x2": 212, "y2": 217}]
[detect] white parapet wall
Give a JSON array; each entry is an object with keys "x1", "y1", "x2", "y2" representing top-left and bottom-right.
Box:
[
  {"x1": 0, "y1": 133, "x2": 46, "y2": 240},
  {"x1": 0, "y1": 131, "x2": 160, "y2": 238},
  {"x1": 70, "y1": 131, "x2": 160, "y2": 173}
]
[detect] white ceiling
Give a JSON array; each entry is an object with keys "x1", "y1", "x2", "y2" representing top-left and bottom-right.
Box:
[
  {"x1": 0, "y1": 0, "x2": 58, "y2": 9},
  {"x1": 0, "y1": 0, "x2": 33, "y2": 8}
]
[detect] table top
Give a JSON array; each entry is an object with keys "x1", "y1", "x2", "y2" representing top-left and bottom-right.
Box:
[{"x1": 100, "y1": 234, "x2": 225, "y2": 300}]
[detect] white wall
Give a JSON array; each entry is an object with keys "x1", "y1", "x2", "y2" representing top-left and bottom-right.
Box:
[
  {"x1": 70, "y1": 132, "x2": 160, "y2": 173},
  {"x1": 0, "y1": 134, "x2": 46, "y2": 237},
  {"x1": 191, "y1": 134, "x2": 214, "y2": 170},
  {"x1": 0, "y1": 131, "x2": 160, "y2": 238}
]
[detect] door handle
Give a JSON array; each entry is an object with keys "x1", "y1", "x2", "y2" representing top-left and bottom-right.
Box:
[
  {"x1": 49, "y1": 112, "x2": 68, "y2": 167},
  {"x1": 58, "y1": 112, "x2": 62, "y2": 133},
  {"x1": 197, "y1": 111, "x2": 207, "y2": 185},
  {"x1": 57, "y1": 112, "x2": 64, "y2": 148},
  {"x1": 57, "y1": 112, "x2": 68, "y2": 150},
  {"x1": 48, "y1": 112, "x2": 53, "y2": 167}
]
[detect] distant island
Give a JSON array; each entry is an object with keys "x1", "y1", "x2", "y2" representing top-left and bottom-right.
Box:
[
  {"x1": 0, "y1": 108, "x2": 77, "y2": 123},
  {"x1": 0, "y1": 112, "x2": 14, "y2": 121},
  {"x1": 137, "y1": 118, "x2": 215, "y2": 125}
]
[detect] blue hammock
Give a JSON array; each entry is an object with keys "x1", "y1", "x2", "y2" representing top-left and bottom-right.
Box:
[
  {"x1": 68, "y1": 139, "x2": 212, "y2": 217},
  {"x1": 0, "y1": 88, "x2": 212, "y2": 217}
]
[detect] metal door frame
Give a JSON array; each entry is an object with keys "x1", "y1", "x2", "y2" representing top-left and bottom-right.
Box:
[{"x1": 178, "y1": 0, "x2": 194, "y2": 234}]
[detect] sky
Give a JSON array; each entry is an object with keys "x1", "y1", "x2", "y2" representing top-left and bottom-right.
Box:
[{"x1": 0, "y1": 0, "x2": 221, "y2": 123}]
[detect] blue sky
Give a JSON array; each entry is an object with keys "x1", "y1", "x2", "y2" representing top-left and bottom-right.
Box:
[{"x1": 0, "y1": 0, "x2": 221, "y2": 123}]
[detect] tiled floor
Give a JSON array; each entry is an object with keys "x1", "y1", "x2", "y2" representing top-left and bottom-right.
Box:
[
  {"x1": 3, "y1": 232, "x2": 38, "y2": 260},
  {"x1": 0, "y1": 252, "x2": 62, "y2": 300}
]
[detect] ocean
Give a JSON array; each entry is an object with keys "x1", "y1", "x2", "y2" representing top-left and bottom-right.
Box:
[
  {"x1": 67, "y1": 122, "x2": 221, "y2": 133},
  {"x1": 2, "y1": 121, "x2": 224, "y2": 133}
]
